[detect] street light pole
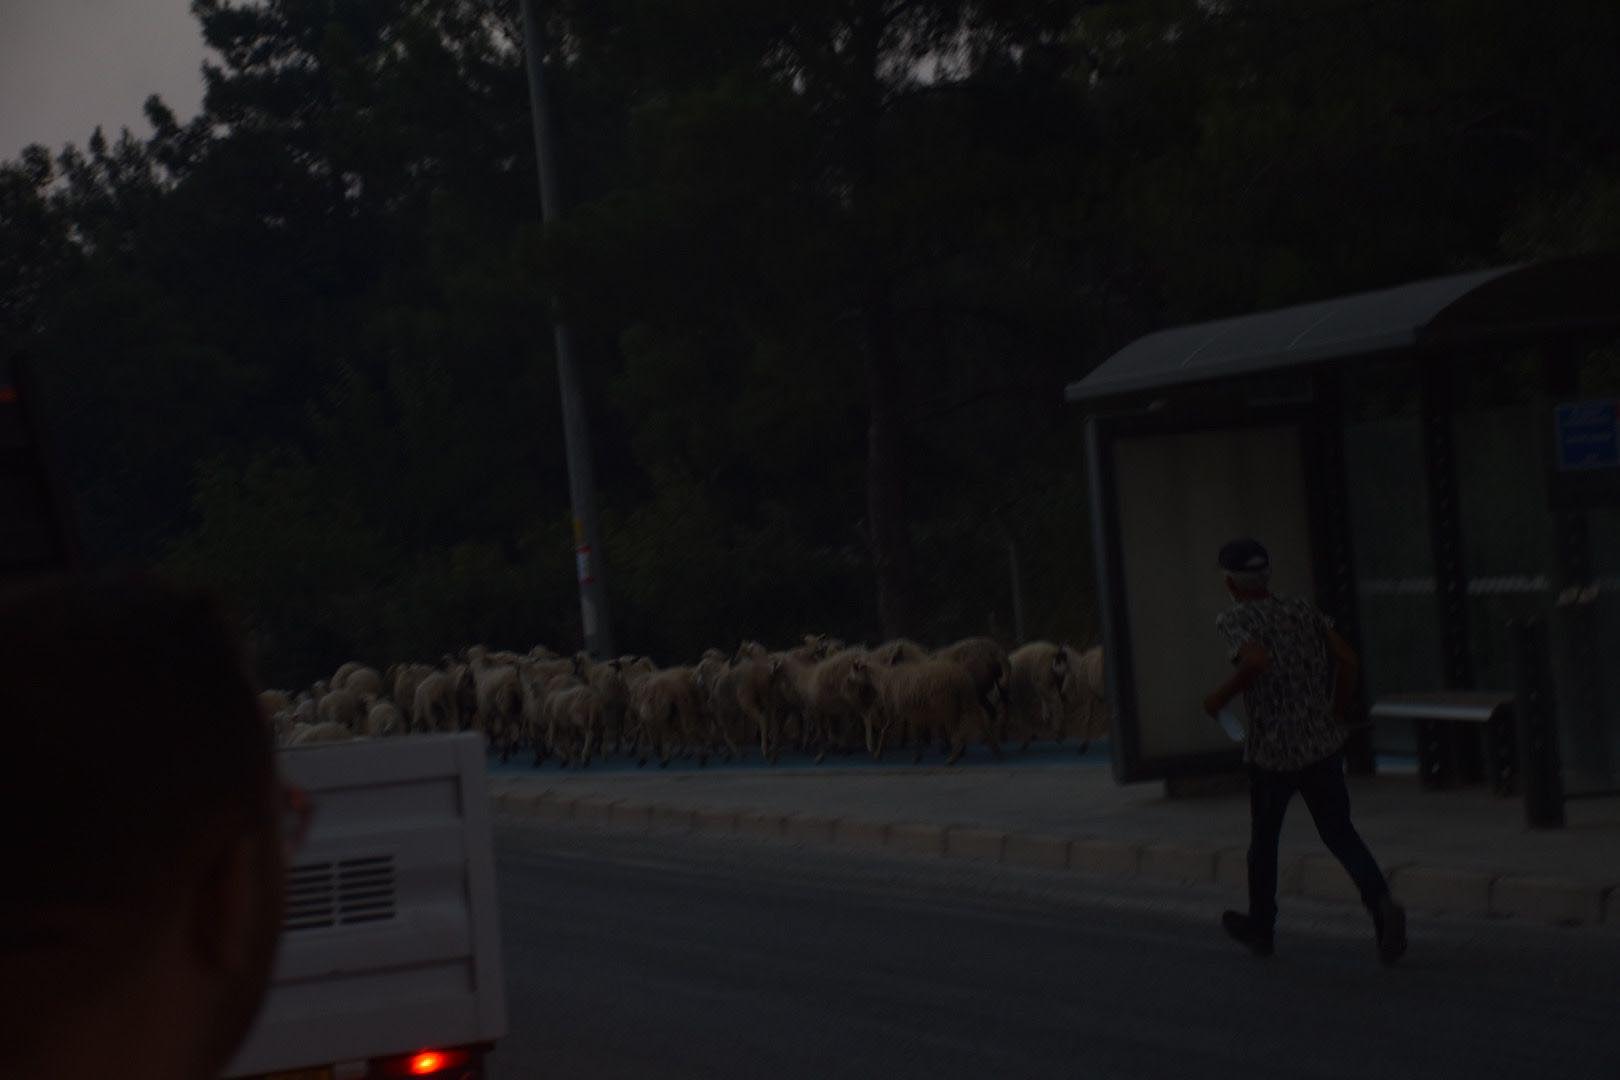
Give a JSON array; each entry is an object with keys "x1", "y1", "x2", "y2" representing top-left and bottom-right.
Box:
[{"x1": 519, "y1": 0, "x2": 615, "y2": 658}]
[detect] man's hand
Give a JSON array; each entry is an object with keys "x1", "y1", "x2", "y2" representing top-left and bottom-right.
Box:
[{"x1": 1204, "y1": 642, "x2": 1267, "y2": 718}]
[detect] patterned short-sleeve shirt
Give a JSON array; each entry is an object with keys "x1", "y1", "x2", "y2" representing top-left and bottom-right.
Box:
[{"x1": 1215, "y1": 595, "x2": 1345, "y2": 772}]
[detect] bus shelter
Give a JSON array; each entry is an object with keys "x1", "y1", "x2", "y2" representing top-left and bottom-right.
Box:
[{"x1": 1069, "y1": 254, "x2": 1620, "y2": 797}]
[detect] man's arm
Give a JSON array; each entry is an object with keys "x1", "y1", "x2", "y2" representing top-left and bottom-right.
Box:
[
  {"x1": 1325, "y1": 626, "x2": 1359, "y2": 722},
  {"x1": 1203, "y1": 642, "x2": 1268, "y2": 717}
]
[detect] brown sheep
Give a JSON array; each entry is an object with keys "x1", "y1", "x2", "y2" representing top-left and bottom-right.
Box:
[
  {"x1": 629, "y1": 667, "x2": 704, "y2": 768},
  {"x1": 870, "y1": 638, "x2": 930, "y2": 666},
  {"x1": 694, "y1": 649, "x2": 743, "y2": 760},
  {"x1": 845, "y1": 655, "x2": 1000, "y2": 765},
  {"x1": 934, "y1": 637, "x2": 1012, "y2": 741},
  {"x1": 805, "y1": 647, "x2": 871, "y2": 761}
]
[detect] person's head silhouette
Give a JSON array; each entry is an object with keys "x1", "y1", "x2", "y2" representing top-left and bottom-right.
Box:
[{"x1": 0, "y1": 574, "x2": 287, "y2": 1080}]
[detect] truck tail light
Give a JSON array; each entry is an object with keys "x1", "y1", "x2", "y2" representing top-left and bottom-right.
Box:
[{"x1": 373, "y1": 1047, "x2": 475, "y2": 1077}]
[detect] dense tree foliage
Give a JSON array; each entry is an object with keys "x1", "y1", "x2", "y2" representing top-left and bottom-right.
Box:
[{"x1": 3, "y1": 0, "x2": 1616, "y2": 685}]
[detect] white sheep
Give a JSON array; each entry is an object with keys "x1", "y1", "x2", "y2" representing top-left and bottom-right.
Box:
[
  {"x1": 364, "y1": 700, "x2": 404, "y2": 738},
  {"x1": 343, "y1": 665, "x2": 383, "y2": 699},
  {"x1": 411, "y1": 670, "x2": 460, "y2": 733},
  {"x1": 317, "y1": 687, "x2": 368, "y2": 731}
]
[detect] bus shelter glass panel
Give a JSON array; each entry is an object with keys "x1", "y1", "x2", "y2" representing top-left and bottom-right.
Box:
[
  {"x1": 1450, "y1": 350, "x2": 1558, "y2": 693},
  {"x1": 1112, "y1": 423, "x2": 1316, "y2": 763},
  {"x1": 1560, "y1": 339, "x2": 1620, "y2": 794},
  {"x1": 1340, "y1": 362, "x2": 1441, "y2": 755}
]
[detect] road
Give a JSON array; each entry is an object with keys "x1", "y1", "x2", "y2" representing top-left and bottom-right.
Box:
[{"x1": 489, "y1": 819, "x2": 1620, "y2": 1080}]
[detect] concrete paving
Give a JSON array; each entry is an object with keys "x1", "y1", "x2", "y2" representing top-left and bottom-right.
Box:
[{"x1": 487, "y1": 752, "x2": 1620, "y2": 927}]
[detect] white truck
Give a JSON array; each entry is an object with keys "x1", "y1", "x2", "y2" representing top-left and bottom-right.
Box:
[{"x1": 225, "y1": 732, "x2": 508, "y2": 1080}]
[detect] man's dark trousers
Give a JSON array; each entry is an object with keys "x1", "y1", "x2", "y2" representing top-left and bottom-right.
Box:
[{"x1": 1248, "y1": 752, "x2": 1389, "y2": 930}]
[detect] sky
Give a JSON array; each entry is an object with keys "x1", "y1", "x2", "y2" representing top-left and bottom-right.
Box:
[{"x1": 0, "y1": 0, "x2": 209, "y2": 162}]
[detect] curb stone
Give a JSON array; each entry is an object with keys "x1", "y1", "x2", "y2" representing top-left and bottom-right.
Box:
[
  {"x1": 835, "y1": 820, "x2": 889, "y2": 849},
  {"x1": 1070, "y1": 838, "x2": 1140, "y2": 878},
  {"x1": 785, "y1": 814, "x2": 838, "y2": 845},
  {"x1": 887, "y1": 823, "x2": 946, "y2": 856},
  {"x1": 1490, "y1": 875, "x2": 1606, "y2": 926},
  {"x1": 571, "y1": 796, "x2": 621, "y2": 823},
  {"x1": 1139, "y1": 844, "x2": 1218, "y2": 885},
  {"x1": 1003, "y1": 833, "x2": 1071, "y2": 870},
  {"x1": 1388, "y1": 865, "x2": 1493, "y2": 916},
  {"x1": 490, "y1": 790, "x2": 1612, "y2": 929},
  {"x1": 945, "y1": 827, "x2": 1008, "y2": 861}
]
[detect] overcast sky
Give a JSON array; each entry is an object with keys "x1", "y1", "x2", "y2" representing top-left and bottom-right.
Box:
[{"x1": 1, "y1": 0, "x2": 209, "y2": 162}]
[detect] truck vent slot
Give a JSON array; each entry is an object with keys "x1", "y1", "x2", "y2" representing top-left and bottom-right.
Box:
[{"x1": 283, "y1": 855, "x2": 398, "y2": 931}]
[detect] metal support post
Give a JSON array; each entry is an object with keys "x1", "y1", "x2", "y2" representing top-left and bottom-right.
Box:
[
  {"x1": 519, "y1": 0, "x2": 614, "y2": 658},
  {"x1": 1510, "y1": 617, "x2": 1565, "y2": 828}
]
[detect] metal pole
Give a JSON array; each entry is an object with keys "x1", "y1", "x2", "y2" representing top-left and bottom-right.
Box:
[
  {"x1": 1510, "y1": 617, "x2": 1565, "y2": 829},
  {"x1": 519, "y1": 0, "x2": 614, "y2": 658}
]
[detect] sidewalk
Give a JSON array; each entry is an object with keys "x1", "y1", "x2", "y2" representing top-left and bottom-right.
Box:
[{"x1": 486, "y1": 754, "x2": 1620, "y2": 928}]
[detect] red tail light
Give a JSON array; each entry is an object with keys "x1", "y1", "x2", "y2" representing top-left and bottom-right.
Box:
[{"x1": 374, "y1": 1047, "x2": 475, "y2": 1077}]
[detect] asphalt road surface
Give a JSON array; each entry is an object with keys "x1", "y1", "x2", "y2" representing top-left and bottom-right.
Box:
[{"x1": 489, "y1": 819, "x2": 1620, "y2": 1080}]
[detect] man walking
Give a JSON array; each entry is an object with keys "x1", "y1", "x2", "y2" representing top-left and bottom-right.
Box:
[{"x1": 1201, "y1": 538, "x2": 1406, "y2": 964}]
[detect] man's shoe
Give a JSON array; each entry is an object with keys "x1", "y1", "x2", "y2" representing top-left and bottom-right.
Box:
[
  {"x1": 1372, "y1": 895, "x2": 1406, "y2": 966},
  {"x1": 1221, "y1": 910, "x2": 1274, "y2": 957}
]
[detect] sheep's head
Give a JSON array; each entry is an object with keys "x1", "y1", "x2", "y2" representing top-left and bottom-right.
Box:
[{"x1": 844, "y1": 656, "x2": 877, "y2": 705}]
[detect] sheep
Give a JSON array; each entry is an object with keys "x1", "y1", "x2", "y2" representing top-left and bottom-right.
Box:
[
  {"x1": 469, "y1": 653, "x2": 526, "y2": 760},
  {"x1": 517, "y1": 657, "x2": 575, "y2": 757},
  {"x1": 412, "y1": 670, "x2": 461, "y2": 733},
  {"x1": 628, "y1": 667, "x2": 704, "y2": 767},
  {"x1": 331, "y1": 661, "x2": 365, "y2": 690},
  {"x1": 364, "y1": 700, "x2": 404, "y2": 738},
  {"x1": 1055, "y1": 644, "x2": 1108, "y2": 753},
  {"x1": 934, "y1": 636, "x2": 1012, "y2": 742},
  {"x1": 845, "y1": 654, "x2": 1000, "y2": 765},
  {"x1": 270, "y1": 708, "x2": 297, "y2": 743},
  {"x1": 343, "y1": 666, "x2": 383, "y2": 700},
  {"x1": 694, "y1": 649, "x2": 743, "y2": 760},
  {"x1": 541, "y1": 675, "x2": 603, "y2": 768},
  {"x1": 258, "y1": 689, "x2": 292, "y2": 718},
  {"x1": 317, "y1": 687, "x2": 368, "y2": 731},
  {"x1": 574, "y1": 656, "x2": 639, "y2": 759},
  {"x1": 1008, "y1": 641, "x2": 1068, "y2": 749},
  {"x1": 804, "y1": 647, "x2": 871, "y2": 761},
  {"x1": 870, "y1": 638, "x2": 930, "y2": 666},
  {"x1": 388, "y1": 663, "x2": 434, "y2": 720},
  {"x1": 712, "y1": 650, "x2": 773, "y2": 764},
  {"x1": 286, "y1": 720, "x2": 356, "y2": 746}
]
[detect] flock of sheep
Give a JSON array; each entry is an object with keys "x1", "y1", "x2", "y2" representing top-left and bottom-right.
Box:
[{"x1": 263, "y1": 635, "x2": 1109, "y2": 768}]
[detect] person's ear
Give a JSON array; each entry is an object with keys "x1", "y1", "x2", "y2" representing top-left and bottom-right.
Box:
[{"x1": 190, "y1": 821, "x2": 279, "y2": 977}]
